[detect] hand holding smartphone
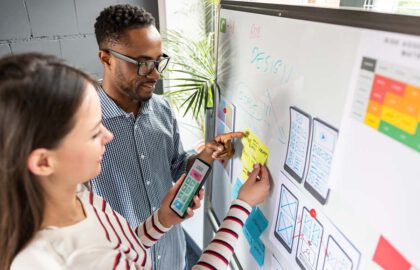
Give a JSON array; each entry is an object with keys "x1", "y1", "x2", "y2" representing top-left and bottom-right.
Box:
[{"x1": 170, "y1": 158, "x2": 211, "y2": 218}]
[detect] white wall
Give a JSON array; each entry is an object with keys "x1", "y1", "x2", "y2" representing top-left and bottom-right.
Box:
[{"x1": 0, "y1": 0, "x2": 159, "y2": 78}]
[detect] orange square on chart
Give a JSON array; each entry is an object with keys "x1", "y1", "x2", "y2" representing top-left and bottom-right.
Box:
[
  {"x1": 367, "y1": 100, "x2": 383, "y2": 117},
  {"x1": 405, "y1": 85, "x2": 420, "y2": 101},
  {"x1": 384, "y1": 93, "x2": 405, "y2": 113},
  {"x1": 403, "y1": 100, "x2": 419, "y2": 119},
  {"x1": 405, "y1": 85, "x2": 420, "y2": 120}
]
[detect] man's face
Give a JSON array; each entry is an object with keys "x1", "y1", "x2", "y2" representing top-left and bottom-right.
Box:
[{"x1": 106, "y1": 26, "x2": 163, "y2": 103}]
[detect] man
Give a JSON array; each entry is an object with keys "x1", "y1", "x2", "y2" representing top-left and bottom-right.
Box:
[{"x1": 91, "y1": 4, "x2": 242, "y2": 270}]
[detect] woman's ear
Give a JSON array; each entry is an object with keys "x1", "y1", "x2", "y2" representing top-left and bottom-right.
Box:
[{"x1": 27, "y1": 148, "x2": 54, "y2": 177}]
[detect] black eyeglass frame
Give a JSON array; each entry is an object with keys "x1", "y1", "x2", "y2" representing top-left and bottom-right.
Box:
[{"x1": 105, "y1": 49, "x2": 170, "y2": 76}]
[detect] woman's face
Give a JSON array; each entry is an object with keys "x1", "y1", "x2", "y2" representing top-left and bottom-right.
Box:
[{"x1": 51, "y1": 83, "x2": 113, "y2": 184}]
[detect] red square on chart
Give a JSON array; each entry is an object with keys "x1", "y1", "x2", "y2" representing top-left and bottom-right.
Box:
[{"x1": 371, "y1": 75, "x2": 389, "y2": 104}]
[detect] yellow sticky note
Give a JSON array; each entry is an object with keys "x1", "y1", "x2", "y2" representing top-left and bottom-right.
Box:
[{"x1": 240, "y1": 128, "x2": 269, "y2": 180}]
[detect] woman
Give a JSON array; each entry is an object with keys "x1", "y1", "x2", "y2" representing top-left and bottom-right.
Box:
[{"x1": 0, "y1": 53, "x2": 270, "y2": 270}]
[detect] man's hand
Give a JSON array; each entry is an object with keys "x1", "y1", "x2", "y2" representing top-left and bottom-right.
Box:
[
  {"x1": 158, "y1": 174, "x2": 204, "y2": 228},
  {"x1": 197, "y1": 131, "x2": 245, "y2": 164}
]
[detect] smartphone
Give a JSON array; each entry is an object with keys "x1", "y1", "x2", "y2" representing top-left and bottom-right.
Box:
[{"x1": 170, "y1": 158, "x2": 211, "y2": 218}]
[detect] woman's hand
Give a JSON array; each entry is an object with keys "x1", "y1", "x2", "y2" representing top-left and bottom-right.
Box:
[
  {"x1": 158, "y1": 174, "x2": 204, "y2": 228},
  {"x1": 238, "y1": 164, "x2": 270, "y2": 206}
]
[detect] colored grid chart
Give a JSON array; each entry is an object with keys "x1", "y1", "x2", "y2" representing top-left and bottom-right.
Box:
[{"x1": 351, "y1": 57, "x2": 420, "y2": 152}]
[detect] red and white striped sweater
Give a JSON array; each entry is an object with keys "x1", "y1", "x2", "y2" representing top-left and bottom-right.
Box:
[{"x1": 11, "y1": 185, "x2": 252, "y2": 270}]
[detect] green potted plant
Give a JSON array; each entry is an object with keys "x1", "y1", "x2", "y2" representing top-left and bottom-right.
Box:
[{"x1": 162, "y1": 0, "x2": 221, "y2": 133}]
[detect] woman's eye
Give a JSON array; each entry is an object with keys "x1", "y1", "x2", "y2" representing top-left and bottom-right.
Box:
[{"x1": 92, "y1": 131, "x2": 102, "y2": 139}]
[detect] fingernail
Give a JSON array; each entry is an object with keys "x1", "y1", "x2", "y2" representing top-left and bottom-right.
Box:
[
  {"x1": 254, "y1": 163, "x2": 260, "y2": 169},
  {"x1": 218, "y1": 146, "x2": 224, "y2": 151}
]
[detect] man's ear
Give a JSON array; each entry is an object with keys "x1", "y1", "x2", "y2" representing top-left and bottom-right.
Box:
[
  {"x1": 27, "y1": 148, "x2": 55, "y2": 177},
  {"x1": 99, "y1": 50, "x2": 111, "y2": 66}
]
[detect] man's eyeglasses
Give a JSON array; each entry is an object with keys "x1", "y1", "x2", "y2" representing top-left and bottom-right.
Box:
[{"x1": 105, "y1": 49, "x2": 170, "y2": 76}]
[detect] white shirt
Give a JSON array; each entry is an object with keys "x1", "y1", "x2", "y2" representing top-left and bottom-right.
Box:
[{"x1": 11, "y1": 185, "x2": 252, "y2": 270}]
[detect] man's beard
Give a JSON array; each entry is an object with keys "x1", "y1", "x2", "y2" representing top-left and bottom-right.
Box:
[{"x1": 124, "y1": 85, "x2": 153, "y2": 103}]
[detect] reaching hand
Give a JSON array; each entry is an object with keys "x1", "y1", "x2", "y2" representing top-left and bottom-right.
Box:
[
  {"x1": 158, "y1": 174, "x2": 204, "y2": 228},
  {"x1": 238, "y1": 164, "x2": 270, "y2": 206},
  {"x1": 198, "y1": 131, "x2": 245, "y2": 163}
]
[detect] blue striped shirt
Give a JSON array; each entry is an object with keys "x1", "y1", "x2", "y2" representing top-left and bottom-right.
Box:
[{"x1": 91, "y1": 86, "x2": 189, "y2": 270}]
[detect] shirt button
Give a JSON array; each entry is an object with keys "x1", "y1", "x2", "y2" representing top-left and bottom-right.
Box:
[
  {"x1": 152, "y1": 206, "x2": 156, "y2": 211},
  {"x1": 140, "y1": 154, "x2": 145, "y2": 159},
  {"x1": 146, "y1": 181, "x2": 151, "y2": 185},
  {"x1": 157, "y1": 255, "x2": 161, "y2": 260}
]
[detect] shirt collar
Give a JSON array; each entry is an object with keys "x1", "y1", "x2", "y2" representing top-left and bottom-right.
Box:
[{"x1": 96, "y1": 85, "x2": 153, "y2": 119}]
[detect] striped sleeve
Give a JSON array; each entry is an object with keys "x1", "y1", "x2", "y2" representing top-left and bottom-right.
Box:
[
  {"x1": 135, "y1": 210, "x2": 172, "y2": 249},
  {"x1": 193, "y1": 199, "x2": 252, "y2": 270}
]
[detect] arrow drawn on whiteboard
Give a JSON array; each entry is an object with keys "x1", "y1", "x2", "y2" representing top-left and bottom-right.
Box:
[
  {"x1": 265, "y1": 89, "x2": 287, "y2": 144},
  {"x1": 233, "y1": 82, "x2": 287, "y2": 145}
]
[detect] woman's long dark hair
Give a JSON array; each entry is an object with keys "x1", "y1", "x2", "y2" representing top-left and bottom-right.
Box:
[{"x1": 0, "y1": 53, "x2": 95, "y2": 270}]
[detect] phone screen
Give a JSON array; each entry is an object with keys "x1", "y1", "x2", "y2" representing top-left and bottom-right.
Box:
[
  {"x1": 304, "y1": 118, "x2": 338, "y2": 205},
  {"x1": 296, "y1": 207, "x2": 324, "y2": 270},
  {"x1": 274, "y1": 184, "x2": 299, "y2": 253},
  {"x1": 170, "y1": 159, "x2": 211, "y2": 218},
  {"x1": 322, "y1": 236, "x2": 353, "y2": 270},
  {"x1": 284, "y1": 106, "x2": 311, "y2": 183}
]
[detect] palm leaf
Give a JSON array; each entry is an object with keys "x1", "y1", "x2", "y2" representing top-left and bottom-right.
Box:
[
  {"x1": 167, "y1": 69, "x2": 210, "y2": 80},
  {"x1": 183, "y1": 91, "x2": 199, "y2": 117},
  {"x1": 164, "y1": 87, "x2": 199, "y2": 95},
  {"x1": 165, "y1": 83, "x2": 202, "y2": 88}
]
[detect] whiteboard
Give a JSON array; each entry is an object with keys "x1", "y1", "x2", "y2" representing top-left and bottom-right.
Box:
[{"x1": 210, "y1": 2, "x2": 420, "y2": 270}]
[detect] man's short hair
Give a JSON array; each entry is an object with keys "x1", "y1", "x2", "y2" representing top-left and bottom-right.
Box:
[{"x1": 94, "y1": 4, "x2": 155, "y2": 48}]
